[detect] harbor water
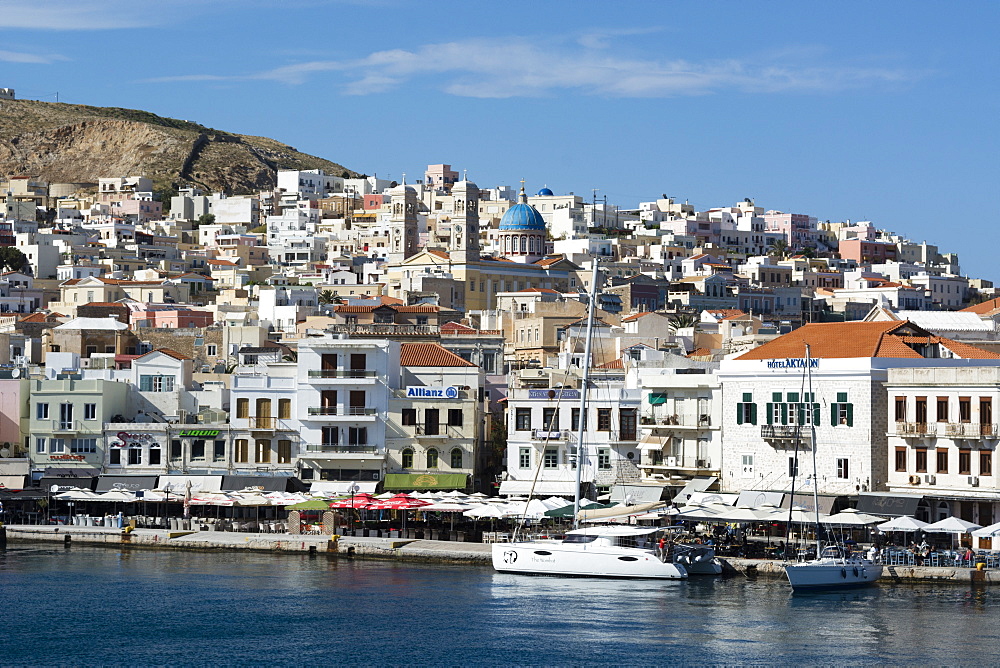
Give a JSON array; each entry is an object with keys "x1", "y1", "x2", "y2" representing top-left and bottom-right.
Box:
[{"x1": 1, "y1": 546, "x2": 996, "y2": 666}]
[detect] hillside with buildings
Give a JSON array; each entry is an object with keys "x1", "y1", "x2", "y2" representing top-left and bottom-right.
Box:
[{"x1": 0, "y1": 98, "x2": 357, "y2": 197}]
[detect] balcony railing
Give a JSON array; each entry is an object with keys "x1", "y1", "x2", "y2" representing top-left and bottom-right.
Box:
[
  {"x1": 304, "y1": 444, "x2": 379, "y2": 454},
  {"x1": 324, "y1": 324, "x2": 440, "y2": 336},
  {"x1": 641, "y1": 454, "x2": 715, "y2": 469},
  {"x1": 641, "y1": 414, "x2": 712, "y2": 428},
  {"x1": 532, "y1": 429, "x2": 570, "y2": 441},
  {"x1": 896, "y1": 422, "x2": 936, "y2": 436},
  {"x1": 940, "y1": 423, "x2": 999, "y2": 439},
  {"x1": 307, "y1": 369, "x2": 377, "y2": 379},
  {"x1": 247, "y1": 416, "x2": 294, "y2": 430},
  {"x1": 761, "y1": 425, "x2": 812, "y2": 440},
  {"x1": 307, "y1": 406, "x2": 377, "y2": 416}
]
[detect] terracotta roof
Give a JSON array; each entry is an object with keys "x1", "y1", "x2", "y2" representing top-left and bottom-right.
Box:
[
  {"x1": 400, "y1": 343, "x2": 477, "y2": 367},
  {"x1": 207, "y1": 259, "x2": 239, "y2": 267},
  {"x1": 622, "y1": 311, "x2": 655, "y2": 322},
  {"x1": 379, "y1": 296, "x2": 405, "y2": 305},
  {"x1": 533, "y1": 255, "x2": 565, "y2": 267},
  {"x1": 962, "y1": 297, "x2": 1000, "y2": 315},
  {"x1": 136, "y1": 348, "x2": 192, "y2": 361},
  {"x1": 19, "y1": 312, "x2": 63, "y2": 323},
  {"x1": 687, "y1": 347, "x2": 712, "y2": 358},
  {"x1": 596, "y1": 358, "x2": 624, "y2": 369},
  {"x1": 427, "y1": 250, "x2": 450, "y2": 259},
  {"x1": 705, "y1": 309, "x2": 746, "y2": 320},
  {"x1": 517, "y1": 288, "x2": 560, "y2": 294},
  {"x1": 935, "y1": 336, "x2": 1000, "y2": 359},
  {"x1": 441, "y1": 322, "x2": 477, "y2": 333}
]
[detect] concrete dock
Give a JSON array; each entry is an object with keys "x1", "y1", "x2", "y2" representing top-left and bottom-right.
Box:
[{"x1": 5, "y1": 525, "x2": 999, "y2": 584}]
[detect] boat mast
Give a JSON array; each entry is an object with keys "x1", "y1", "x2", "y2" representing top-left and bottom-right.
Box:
[
  {"x1": 572, "y1": 259, "x2": 600, "y2": 530},
  {"x1": 806, "y1": 343, "x2": 821, "y2": 556}
]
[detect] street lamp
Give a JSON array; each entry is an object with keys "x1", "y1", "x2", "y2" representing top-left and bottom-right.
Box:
[{"x1": 349, "y1": 482, "x2": 360, "y2": 534}]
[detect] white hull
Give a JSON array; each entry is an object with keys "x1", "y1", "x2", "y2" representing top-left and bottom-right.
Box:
[
  {"x1": 785, "y1": 557, "x2": 882, "y2": 591},
  {"x1": 492, "y1": 541, "x2": 688, "y2": 579}
]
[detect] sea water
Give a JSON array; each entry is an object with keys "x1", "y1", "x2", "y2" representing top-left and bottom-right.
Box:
[{"x1": 1, "y1": 546, "x2": 994, "y2": 666}]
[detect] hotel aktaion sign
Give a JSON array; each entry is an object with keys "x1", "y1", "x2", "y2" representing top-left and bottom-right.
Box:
[{"x1": 766, "y1": 358, "x2": 820, "y2": 370}]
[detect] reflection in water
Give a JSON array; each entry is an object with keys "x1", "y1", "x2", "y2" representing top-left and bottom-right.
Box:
[{"x1": 1, "y1": 547, "x2": 999, "y2": 665}]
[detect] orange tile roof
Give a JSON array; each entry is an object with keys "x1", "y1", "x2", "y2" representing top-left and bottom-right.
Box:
[
  {"x1": 962, "y1": 297, "x2": 1000, "y2": 315},
  {"x1": 687, "y1": 347, "x2": 712, "y2": 358},
  {"x1": 596, "y1": 358, "x2": 624, "y2": 369},
  {"x1": 706, "y1": 309, "x2": 746, "y2": 320},
  {"x1": 137, "y1": 348, "x2": 192, "y2": 361},
  {"x1": 441, "y1": 322, "x2": 477, "y2": 333},
  {"x1": 19, "y1": 312, "x2": 62, "y2": 323},
  {"x1": 400, "y1": 343, "x2": 477, "y2": 367},
  {"x1": 533, "y1": 255, "x2": 565, "y2": 267},
  {"x1": 622, "y1": 311, "x2": 655, "y2": 322},
  {"x1": 427, "y1": 250, "x2": 450, "y2": 259},
  {"x1": 517, "y1": 288, "x2": 560, "y2": 294}
]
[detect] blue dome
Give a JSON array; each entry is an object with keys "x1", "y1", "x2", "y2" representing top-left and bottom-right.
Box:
[
  {"x1": 537, "y1": 187, "x2": 554, "y2": 196},
  {"x1": 499, "y1": 202, "x2": 546, "y2": 231}
]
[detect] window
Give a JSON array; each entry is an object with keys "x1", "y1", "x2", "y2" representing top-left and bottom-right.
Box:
[
  {"x1": 348, "y1": 427, "x2": 367, "y2": 446},
  {"x1": 128, "y1": 448, "x2": 141, "y2": 465},
  {"x1": 109, "y1": 448, "x2": 120, "y2": 465},
  {"x1": 235, "y1": 439, "x2": 249, "y2": 463},
  {"x1": 255, "y1": 440, "x2": 271, "y2": 463},
  {"x1": 70, "y1": 438, "x2": 96, "y2": 454},
  {"x1": 519, "y1": 447, "x2": 531, "y2": 469},
  {"x1": 36, "y1": 403, "x2": 48, "y2": 420},
  {"x1": 916, "y1": 448, "x2": 928, "y2": 473},
  {"x1": 959, "y1": 449, "x2": 971, "y2": 475},
  {"x1": 401, "y1": 408, "x2": 417, "y2": 426},
  {"x1": 207, "y1": 345, "x2": 217, "y2": 356},
  {"x1": 981, "y1": 398, "x2": 993, "y2": 428},
  {"x1": 170, "y1": 439, "x2": 182, "y2": 460},
  {"x1": 214, "y1": 440, "x2": 226, "y2": 461},
  {"x1": 598, "y1": 448, "x2": 611, "y2": 470},
  {"x1": 788, "y1": 456, "x2": 799, "y2": 478},
  {"x1": 981, "y1": 451, "x2": 993, "y2": 476},
  {"x1": 149, "y1": 448, "x2": 161, "y2": 465},
  {"x1": 191, "y1": 440, "x2": 206, "y2": 460},
  {"x1": 736, "y1": 393, "x2": 757, "y2": 425},
  {"x1": 543, "y1": 448, "x2": 558, "y2": 469},
  {"x1": 236, "y1": 398, "x2": 249, "y2": 419},
  {"x1": 915, "y1": 397, "x2": 928, "y2": 424},
  {"x1": 426, "y1": 448, "x2": 439, "y2": 469},
  {"x1": 571, "y1": 408, "x2": 586, "y2": 431},
  {"x1": 895, "y1": 448, "x2": 907, "y2": 472},
  {"x1": 448, "y1": 409, "x2": 463, "y2": 427},
  {"x1": 82, "y1": 403, "x2": 97, "y2": 421},
  {"x1": 934, "y1": 396, "x2": 950, "y2": 423},
  {"x1": 424, "y1": 408, "x2": 440, "y2": 436},
  {"x1": 894, "y1": 397, "x2": 907, "y2": 422},
  {"x1": 830, "y1": 392, "x2": 853, "y2": 426},
  {"x1": 542, "y1": 407, "x2": 558, "y2": 431},
  {"x1": 139, "y1": 375, "x2": 175, "y2": 392},
  {"x1": 936, "y1": 449, "x2": 949, "y2": 474},
  {"x1": 515, "y1": 408, "x2": 531, "y2": 431},
  {"x1": 450, "y1": 448, "x2": 463, "y2": 469},
  {"x1": 35, "y1": 437, "x2": 46, "y2": 454},
  {"x1": 402, "y1": 448, "x2": 414, "y2": 469},
  {"x1": 278, "y1": 399, "x2": 291, "y2": 420},
  {"x1": 959, "y1": 397, "x2": 971, "y2": 423},
  {"x1": 597, "y1": 408, "x2": 612, "y2": 431},
  {"x1": 741, "y1": 454, "x2": 754, "y2": 477},
  {"x1": 836, "y1": 458, "x2": 849, "y2": 479},
  {"x1": 277, "y1": 440, "x2": 291, "y2": 464}
]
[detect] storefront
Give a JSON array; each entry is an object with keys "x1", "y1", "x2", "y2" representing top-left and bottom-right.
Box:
[{"x1": 385, "y1": 473, "x2": 469, "y2": 492}]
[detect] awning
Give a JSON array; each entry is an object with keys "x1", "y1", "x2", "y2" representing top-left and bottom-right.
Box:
[
  {"x1": 221, "y1": 475, "x2": 290, "y2": 492},
  {"x1": 735, "y1": 490, "x2": 785, "y2": 508},
  {"x1": 639, "y1": 434, "x2": 667, "y2": 447},
  {"x1": 309, "y1": 481, "x2": 379, "y2": 495},
  {"x1": 158, "y1": 475, "x2": 223, "y2": 493},
  {"x1": 38, "y1": 476, "x2": 96, "y2": 493},
  {"x1": 856, "y1": 493, "x2": 923, "y2": 517},
  {"x1": 610, "y1": 483, "x2": 667, "y2": 504},
  {"x1": 96, "y1": 475, "x2": 158, "y2": 492},
  {"x1": 648, "y1": 392, "x2": 668, "y2": 405},
  {"x1": 781, "y1": 492, "x2": 843, "y2": 515},
  {"x1": 687, "y1": 491, "x2": 738, "y2": 506},
  {"x1": 673, "y1": 476, "x2": 718, "y2": 503},
  {"x1": 498, "y1": 480, "x2": 577, "y2": 496},
  {"x1": 0, "y1": 475, "x2": 27, "y2": 490},
  {"x1": 385, "y1": 473, "x2": 469, "y2": 491}
]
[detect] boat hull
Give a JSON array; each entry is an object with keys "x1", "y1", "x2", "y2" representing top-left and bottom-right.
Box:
[
  {"x1": 673, "y1": 545, "x2": 723, "y2": 575},
  {"x1": 785, "y1": 558, "x2": 883, "y2": 591},
  {"x1": 492, "y1": 542, "x2": 688, "y2": 579}
]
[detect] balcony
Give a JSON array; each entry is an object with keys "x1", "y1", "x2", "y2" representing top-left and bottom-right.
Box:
[
  {"x1": 307, "y1": 369, "x2": 377, "y2": 379},
  {"x1": 324, "y1": 324, "x2": 440, "y2": 337},
  {"x1": 895, "y1": 422, "x2": 936, "y2": 437},
  {"x1": 640, "y1": 454, "x2": 717, "y2": 471},
  {"x1": 246, "y1": 416, "x2": 294, "y2": 431},
  {"x1": 304, "y1": 443, "x2": 379, "y2": 455},
  {"x1": 940, "y1": 423, "x2": 1000, "y2": 439},
  {"x1": 532, "y1": 429, "x2": 570, "y2": 441},
  {"x1": 48, "y1": 420, "x2": 99, "y2": 434},
  {"x1": 642, "y1": 414, "x2": 713, "y2": 430},
  {"x1": 761, "y1": 425, "x2": 813, "y2": 444},
  {"x1": 307, "y1": 406, "x2": 378, "y2": 417}
]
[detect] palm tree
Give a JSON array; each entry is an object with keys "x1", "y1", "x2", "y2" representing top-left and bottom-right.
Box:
[
  {"x1": 667, "y1": 312, "x2": 700, "y2": 333},
  {"x1": 770, "y1": 239, "x2": 789, "y2": 259},
  {"x1": 318, "y1": 289, "x2": 339, "y2": 305}
]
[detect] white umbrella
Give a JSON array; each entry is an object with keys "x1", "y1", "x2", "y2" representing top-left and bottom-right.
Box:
[
  {"x1": 923, "y1": 516, "x2": 982, "y2": 534},
  {"x1": 503, "y1": 499, "x2": 550, "y2": 519},
  {"x1": 824, "y1": 508, "x2": 887, "y2": 526},
  {"x1": 540, "y1": 496, "x2": 570, "y2": 510},
  {"x1": 782, "y1": 507, "x2": 831, "y2": 524},
  {"x1": 55, "y1": 489, "x2": 100, "y2": 501},
  {"x1": 99, "y1": 490, "x2": 137, "y2": 503},
  {"x1": 972, "y1": 521, "x2": 1000, "y2": 538},
  {"x1": 469, "y1": 492, "x2": 488, "y2": 498},
  {"x1": 877, "y1": 515, "x2": 929, "y2": 532},
  {"x1": 715, "y1": 506, "x2": 765, "y2": 523},
  {"x1": 421, "y1": 502, "x2": 472, "y2": 512},
  {"x1": 464, "y1": 504, "x2": 506, "y2": 519}
]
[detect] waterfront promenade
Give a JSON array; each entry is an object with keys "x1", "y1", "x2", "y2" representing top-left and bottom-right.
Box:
[{"x1": 7, "y1": 524, "x2": 1000, "y2": 585}]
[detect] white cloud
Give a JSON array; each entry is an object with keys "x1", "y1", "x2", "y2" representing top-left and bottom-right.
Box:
[
  {"x1": 0, "y1": 50, "x2": 67, "y2": 65},
  {"x1": 0, "y1": 1, "x2": 157, "y2": 29},
  {"x1": 144, "y1": 35, "x2": 926, "y2": 98}
]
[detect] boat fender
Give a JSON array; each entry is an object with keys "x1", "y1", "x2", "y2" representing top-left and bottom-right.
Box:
[
  {"x1": 841, "y1": 568, "x2": 847, "y2": 579},
  {"x1": 853, "y1": 566, "x2": 859, "y2": 577},
  {"x1": 862, "y1": 567, "x2": 867, "y2": 579}
]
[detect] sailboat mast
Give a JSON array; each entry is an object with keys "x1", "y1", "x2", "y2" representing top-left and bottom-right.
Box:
[
  {"x1": 572, "y1": 259, "x2": 600, "y2": 530},
  {"x1": 806, "y1": 343, "x2": 821, "y2": 555}
]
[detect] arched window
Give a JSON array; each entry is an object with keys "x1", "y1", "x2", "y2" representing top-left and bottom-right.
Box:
[
  {"x1": 426, "y1": 448, "x2": 439, "y2": 469},
  {"x1": 401, "y1": 448, "x2": 413, "y2": 469},
  {"x1": 520, "y1": 236, "x2": 527, "y2": 253},
  {"x1": 450, "y1": 448, "x2": 463, "y2": 469}
]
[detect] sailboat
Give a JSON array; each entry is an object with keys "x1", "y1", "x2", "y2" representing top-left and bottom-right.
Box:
[
  {"x1": 784, "y1": 344, "x2": 883, "y2": 591},
  {"x1": 491, "y1": 260, "x2": 687, "y2": 580}
]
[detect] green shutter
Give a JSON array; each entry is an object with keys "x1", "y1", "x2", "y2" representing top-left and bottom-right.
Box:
[
  {"x1": 788, "y1": 392, "x2": 800, "y2": 403},
  {"x1": 766, "y1": 403, "x2": 774, "y2": 425},
  {"x1": 837, "y1": 392, "x2": 848, "y2": 403},
  {"x1": 750, "y1": 403, "x2": 758, "y2": 425},
  {"x1": 743, "y1": 393, "x2": 752, "y2": 402},
  {"x1": 648, "y1": 393, "x2": 668, "y2": 405},
  {"x1": 736, "y1": 404, "x2": 744, "y2": 425},
  {"x1": 780, "y1": 403, "x2": 788, "y2": 425},
  {"x1": 772, "y1": 392, "x2": 783, "y2": 402},
  {"x1": 813, "y1": 403, "x2": 821, "y2": 426},
  {"x1": 798, "y1": 404, "x2": 806, "y2": 424},
  {"x1": 846, "y1": 403, "x2": 854, "y2": 427},
  {"x1": 831, "y1": 404, "x2": 838, "y2": 426}
]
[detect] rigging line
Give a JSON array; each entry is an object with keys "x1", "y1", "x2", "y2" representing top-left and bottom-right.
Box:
[{"x1": 784, "y1": 343, "x2": 811, "y2": 555}]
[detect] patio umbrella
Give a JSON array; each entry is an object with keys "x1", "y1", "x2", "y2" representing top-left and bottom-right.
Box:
[
  {"x1": 465, "y1": 504, "x2": 507, "y2": 519},
  {"x1": 824, "y1": 508, "x2": 887, "y2": 526},
  {"x1": 543, "y1": 499, "x2": 609, "y2": 518},
  {"x1": 190, "y1": 492, "x2": 234, "y2": 507},
  {"x1": 715, "y1": 506, "x2": 766, "y2": 523},
  {"x1": 923, "y1": 516, "x2": 982, "y2": 534},
  {"x1": 503, "y1": 499, "x2": 551, "y2": 520},
  {"x1": 877, "y1": 515, "x2": 929, "y2": 532},
  {"x1": 972, "y1": 522, "x2": 1000, "y2": 538},
  {"x1": 328, "y1": 494, "x2": 376, "y2": 509},
  {"x1": 288, "y1": 498, "x2": 333, "y2": 510}
]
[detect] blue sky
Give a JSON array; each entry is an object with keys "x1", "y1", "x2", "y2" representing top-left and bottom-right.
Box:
[{"x1": 2, "y1": 1, "x2": 998, "y2": 279}]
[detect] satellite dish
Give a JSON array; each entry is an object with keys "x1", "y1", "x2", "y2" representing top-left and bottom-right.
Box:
[
  {"x1": 10, "y1": 368, "x2": 19, "y2": 378},
  {"x1": 0, "y1": 448, "x2": 9, "y2": 458}
]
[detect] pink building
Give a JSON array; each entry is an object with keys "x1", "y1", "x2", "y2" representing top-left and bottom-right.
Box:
[
  {"x1": 763, "y1": 211, "x2": 818, "y2": 249},
  {"x1": 424, "y1": 164, "x2": 459, "y2": 192},
  {"x1": 840, "y1": 239, "x2": 899, "y2": 265},
  {"x1": 0, "y1": 378, "x2": 23, "y2": 447},
  {"x1": 130, "y1": 307, "x2": 214, "y2": 329}
]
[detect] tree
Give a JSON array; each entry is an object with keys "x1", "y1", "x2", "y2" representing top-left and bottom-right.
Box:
[
  {"x1": 770, "y1": 239, "x2": 789, "y2": 259},
  {"x1": 667, "y1": 312, "x2": 700, "y2": 333},
  {"x1": 0, "y1": 247, "x2": 28, "y2": 273},
  {"x1": 318, "y1": 290, "x2": 339, "y2": 305},
  {"x1": 196, "y1": 213, "x2": 216, "y2": 228}
]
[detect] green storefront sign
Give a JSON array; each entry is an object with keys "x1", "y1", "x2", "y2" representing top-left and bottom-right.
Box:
[
  {"x1": 179, "y1": 430, "x2": 220, "y2": 437},
  {"x1": 383, "y1": 473, "x2": 468, "y2": 491}
]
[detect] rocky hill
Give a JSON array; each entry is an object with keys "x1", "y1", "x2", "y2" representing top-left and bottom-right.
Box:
[{"x1": 0, "y1": 99, "x2": 357, "y2": 198}]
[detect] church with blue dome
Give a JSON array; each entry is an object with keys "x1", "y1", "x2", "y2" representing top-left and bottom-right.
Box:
[{"x1": 498, "y1": 181, "x2": 548, "y2": 263}]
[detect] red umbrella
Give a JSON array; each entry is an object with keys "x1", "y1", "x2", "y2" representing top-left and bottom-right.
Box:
[
  {"x1": 328, "y1": 493, "x2": 377, "y2": 509},
  {"x1": 369, "y1": 494, "x2": 432, "y2": 510}
]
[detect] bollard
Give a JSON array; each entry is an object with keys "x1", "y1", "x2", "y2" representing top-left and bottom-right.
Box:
[
  {"x1": 0, "y1": 525, "x2": 6, "y2": 550},
  {"x1": 64, "y1": 534, "x2": 72, "y2": 547}
]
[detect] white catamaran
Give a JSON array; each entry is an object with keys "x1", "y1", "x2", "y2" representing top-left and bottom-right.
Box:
[
  {"x1": 784, "y1": 344, "x2": 882, "y2": 591},
  {"x1": 492, "y1": 260, "x2": 687, "y2": 580}
]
